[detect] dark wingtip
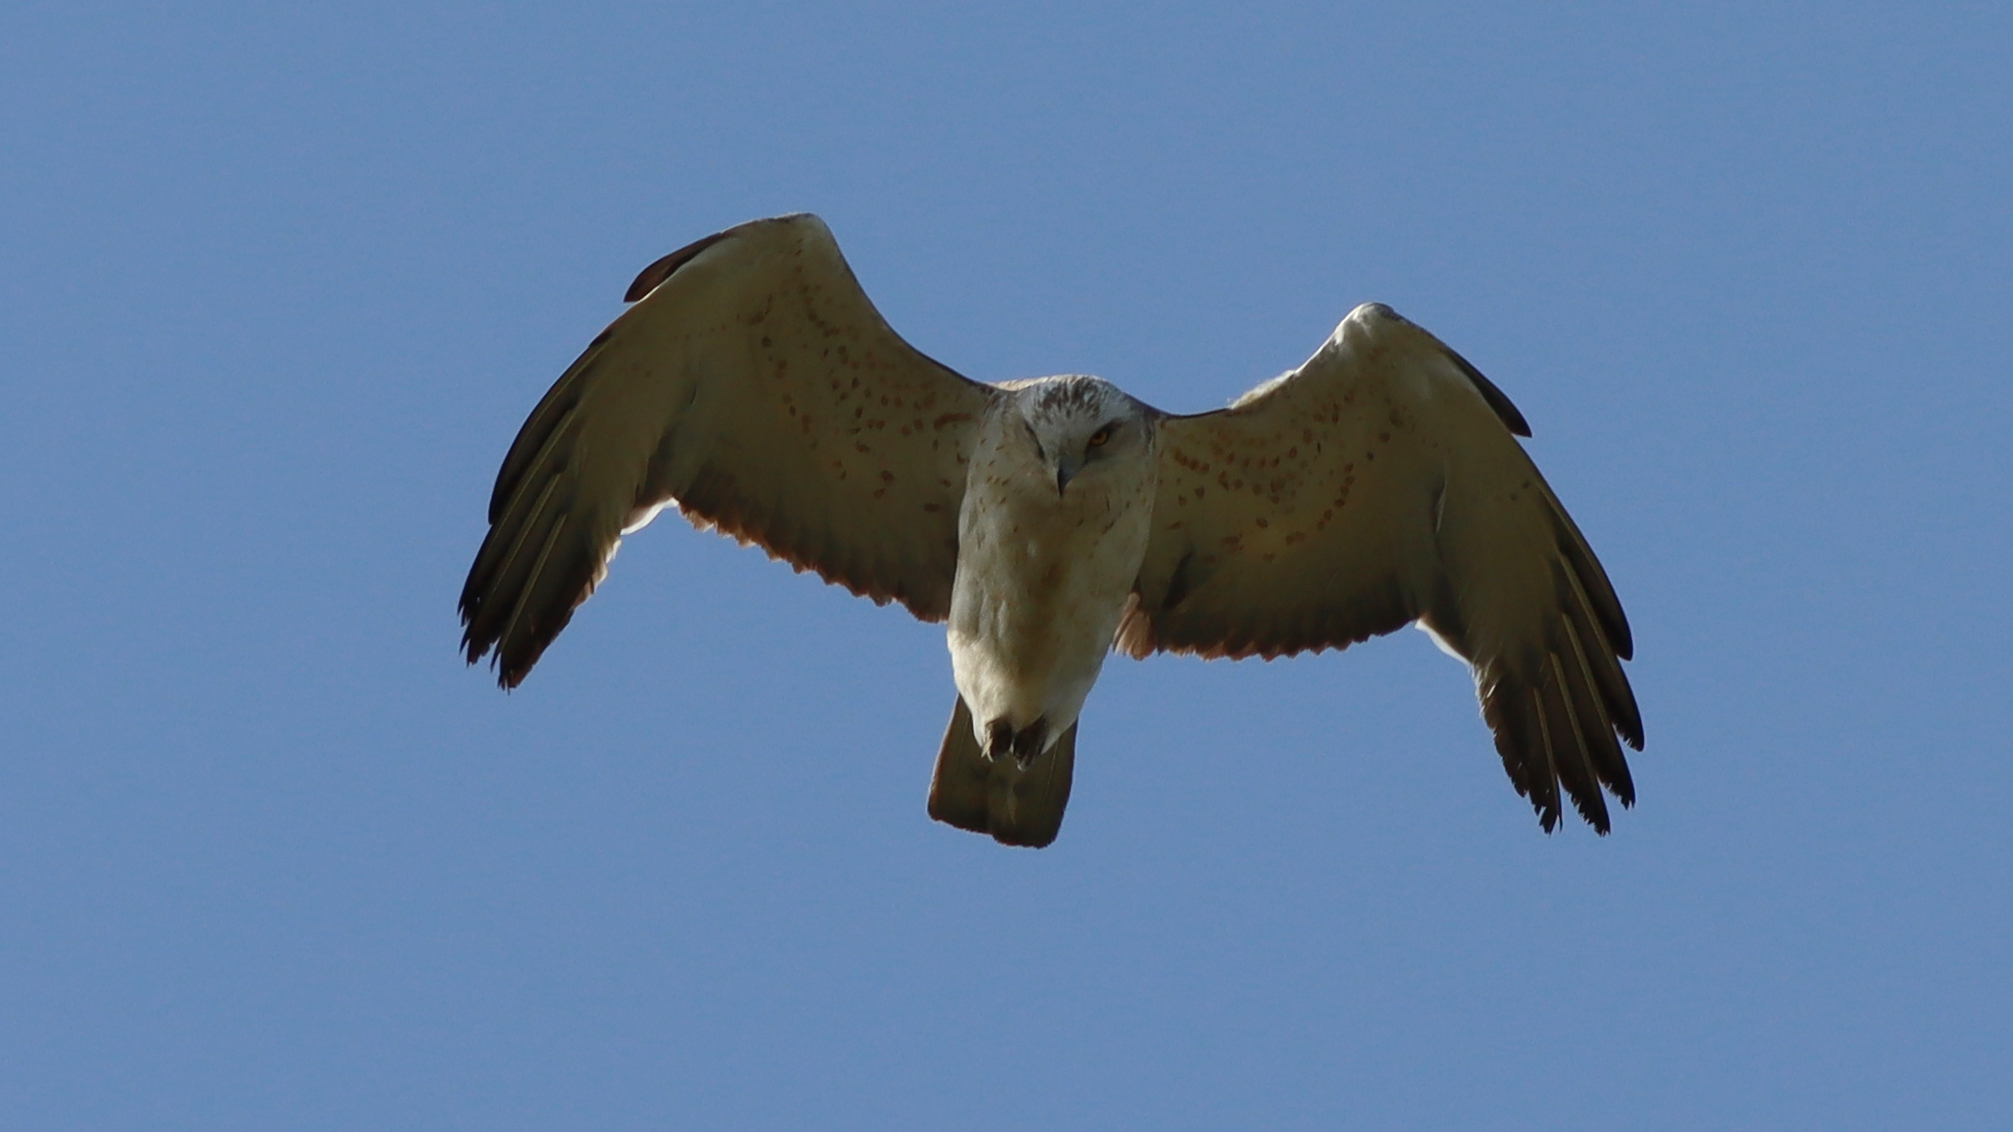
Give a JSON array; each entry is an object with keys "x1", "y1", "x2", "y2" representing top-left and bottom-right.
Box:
[
  {"x1": 1538, "y1": 804, "x2": 1561, "y2": 834},
  {"x1": 462, "y1": 634, "x2": 534, "y2": 690},
  {"x1": 1575, "y1": 796, "x2": 1614, "y2": 836},
  {"x1": 458, "y1": 606, "x2": 488, "y2": 667},
  {"x1": 1449, "y1": 352, "x2": 1532, "y2": 437},
  {"x1": 458, "y1": 628, "x2": 509, "y2": 689},
  {"x1": 621, "y1": 214, "x2": 822, "y2": 303},
  {"x1": 623, "y1": 228, "x2": 736, "y2": 303},
  {"x1": 1606, "y1": 603, "x2": 1636, "y2": 662},
  {"x1": 1359, "y1": 303, "x2": 1532, "y2": 437},
  {"x1": 459, "y1": 586, "x2": 535, "y2": 690}
]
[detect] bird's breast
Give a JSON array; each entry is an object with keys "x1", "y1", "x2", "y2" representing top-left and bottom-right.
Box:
[{"x1": 945, "y1": 436, "x2": 1157, "y2": 736}]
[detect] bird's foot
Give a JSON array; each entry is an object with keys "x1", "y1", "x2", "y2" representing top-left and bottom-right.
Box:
[
  {"x1": 1011, "y1": 722, "x2": 1047, "y2": 768},
  {"x1": 983, "y1": 719, "x2": 1013, "y2": 763},
  {"x1": 983, "y1": 717, "x2": 1050, "y2": 768}
]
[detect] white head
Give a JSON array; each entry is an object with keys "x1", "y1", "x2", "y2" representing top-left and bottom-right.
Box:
[{"x1": 1010, "y1": 375, "x2": 1156, "y2": 496}]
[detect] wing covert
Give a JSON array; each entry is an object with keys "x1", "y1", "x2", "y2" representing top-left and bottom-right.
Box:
[
  {"x1": 1120, "y1": 303, "x2": 1642, "y2": 831},
  {"x1": 460, "y1": 214, "x2": 994, "y2": 687}
]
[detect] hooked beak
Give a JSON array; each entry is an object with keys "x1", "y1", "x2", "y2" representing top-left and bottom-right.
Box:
[{"x1": 1056, "y1": 455, "x2": 1083, "y2": 495}]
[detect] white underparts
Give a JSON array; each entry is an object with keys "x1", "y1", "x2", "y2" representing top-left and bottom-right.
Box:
[{"x1": 946, "y1": 383, "x2": 1157, "y2": 753}]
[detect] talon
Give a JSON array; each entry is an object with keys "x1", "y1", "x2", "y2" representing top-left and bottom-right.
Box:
[
  {"x1": 1011, "y1": 717, "x2": 1049, "y2": 768},
  {"x1": 983, "y1": 716, "x2": 1050, "y2": 768},
  {"x1": 984, "y1": 718, "x2": 1014, "y2": 763}
]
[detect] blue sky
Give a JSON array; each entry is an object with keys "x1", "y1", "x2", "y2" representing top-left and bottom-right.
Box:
[{"x1": 3, "y1": 2, "x2": 2009, "y2": 1128}]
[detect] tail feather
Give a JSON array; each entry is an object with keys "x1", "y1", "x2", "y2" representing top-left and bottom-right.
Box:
[{"x1": 927, "y1": 698, "x2": 1077, "y2": 848}]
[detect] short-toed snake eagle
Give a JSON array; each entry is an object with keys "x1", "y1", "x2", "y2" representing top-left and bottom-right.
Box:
[{"x1": 460, "y1": 214, "x2": 1643, "y2": 848}]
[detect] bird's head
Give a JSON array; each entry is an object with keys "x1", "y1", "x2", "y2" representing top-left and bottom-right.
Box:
[{"x1": 1013, "y1": 375, "x2": 1155, "y2": 496}]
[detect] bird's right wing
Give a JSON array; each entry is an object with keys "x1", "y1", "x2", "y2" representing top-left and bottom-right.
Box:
[
  {"x1": 460, "y1": 214, "x2": 995, "y2": 687},
  {"x1": 1120, "y1": 304, "x2": 1641, "y2": 831}
]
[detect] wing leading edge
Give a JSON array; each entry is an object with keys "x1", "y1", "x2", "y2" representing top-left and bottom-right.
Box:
[
  {"x1": 460, "y1": 214, "x2": 994, "y2": 686},
  {"x1": 1120, "y1": 304, "x2": 1642, "y2": 831}
]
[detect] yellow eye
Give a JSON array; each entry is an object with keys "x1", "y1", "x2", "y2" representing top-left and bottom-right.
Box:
[{"x1": 1087, "y1": 425, "x2": 1114, "y2": 448}]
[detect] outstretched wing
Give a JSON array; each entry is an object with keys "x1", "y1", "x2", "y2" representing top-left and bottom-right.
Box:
[
  {"x1": 1119, "y1": 303, "x2": 1642, "y2": 832},
  {"x1": 460, "y1": 214, "x2": 994, "y2": 687}
]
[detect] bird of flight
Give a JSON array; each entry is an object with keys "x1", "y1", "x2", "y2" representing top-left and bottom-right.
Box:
[{"x1": 460, "y1": 214, "x2": 1643, "y2": 848}]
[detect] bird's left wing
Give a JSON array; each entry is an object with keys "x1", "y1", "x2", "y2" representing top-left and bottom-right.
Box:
[
  {"x1": 1119, "y1": 303, "x2": 1642, "y2": 831},
  {"x1": 460, "y1": 214, "x2": 995, "y2": 687}
]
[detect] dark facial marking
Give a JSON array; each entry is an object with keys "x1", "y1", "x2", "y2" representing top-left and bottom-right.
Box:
[{"x1": 1021, "y1": 418, "x2": 1045, "y2": 462}]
